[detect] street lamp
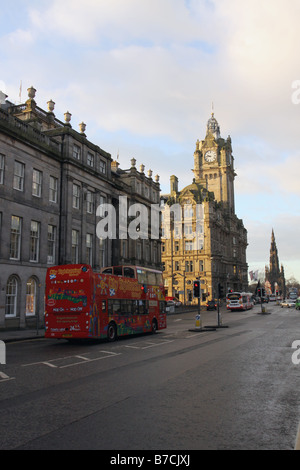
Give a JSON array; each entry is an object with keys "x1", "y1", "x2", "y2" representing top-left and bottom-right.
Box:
[{"x1": 174, "y1": 271, "x2": 186, "y2": 305}]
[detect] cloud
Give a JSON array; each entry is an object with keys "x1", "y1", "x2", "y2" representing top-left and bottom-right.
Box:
[
  {"x1": 2, "y1": 28, "x2": 34, "y2": 50},
  {"x1": 2, "y1": 0, "x2": 300, "y2": 282},
  {"x1": 29, "y1": 0, "x2": 215, "y2": 45}
]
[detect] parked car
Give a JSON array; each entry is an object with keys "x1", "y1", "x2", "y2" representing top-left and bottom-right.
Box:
[
  {"x1": 165, "y1": 297, "x2": 182, "y2": 307},
  {"x1": 166, "y1": 299, "x2": 182, "y2": 312},
  {"x1": 295, "y1": 298, "x2": 300, "y2": 310},
  {"x1": 280, "y1": 299, "x2": 296, "y2": 308},
  {"x1": 206, "y1": 300, "x2": 217, "y2": 311}
]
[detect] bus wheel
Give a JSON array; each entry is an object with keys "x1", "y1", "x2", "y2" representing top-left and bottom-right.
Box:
[
  {"x1": 107, "y1": 322, "x2": 117, "y2": 342},
  {"x1": 151, "y1": 319, "x2": 158, "y2": 334}
]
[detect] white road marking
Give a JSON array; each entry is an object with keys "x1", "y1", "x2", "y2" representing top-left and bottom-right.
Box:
[
  {"x1": 22, "y1": 350, "x2": 121, "y2": 369},
  {"x1": 0, "y1": 371, "x2": 15, "y2": 382},
  {"x1": 125, "y1": 339, "x2": 173, "y2": 349}
]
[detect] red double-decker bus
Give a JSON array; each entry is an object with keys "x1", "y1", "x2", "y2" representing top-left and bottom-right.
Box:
[{"x1": 45, "y1": 264, "x2": 166, "y2": 341}]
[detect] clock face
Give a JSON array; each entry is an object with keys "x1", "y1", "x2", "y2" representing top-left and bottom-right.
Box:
[{"x1": 204, "y1": 150, "x2": 217, "y2": 162}]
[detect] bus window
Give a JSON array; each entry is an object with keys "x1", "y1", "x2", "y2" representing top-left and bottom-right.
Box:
[
  {"x1": 122, "y1": 300, "x2": 132, "y2": 314},
  {"x1": 137, "y1": 269, "x2": 147, "y2": 284},
  {"x1": 138, "y1": 300, "x2": 147, "y2": 315},
  {"x1": 124, "y1": 267, "x2": 135, "y2": 278},
  {"x1": 132, "y1": 300, "x2": 138, "y2": 315},
  {"x1": 113, "y1": 267, "x2": 122, "y2": 276},
  {"x1": 108, "y1": 299, "x2": 121, "y2": 314},
  {"x1": 102, "y1": 300, "x2": 106, "y2": 312},
  {"x1": 102, "y1": 268, "x2": 113, "y2": 274},
  {"x1": 148, "y1": 272, "x2": 156, "y2": 285}
]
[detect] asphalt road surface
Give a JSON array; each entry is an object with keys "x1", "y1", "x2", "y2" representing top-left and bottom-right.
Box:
[{"x1": 1, "y1": 303, "x2": 300, "y2": 450}]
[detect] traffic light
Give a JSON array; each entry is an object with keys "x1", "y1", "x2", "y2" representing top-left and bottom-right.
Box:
[
  {"x1": 193, "y1": 280, "x2": 200, "y2": 298},
  {"x1": 218, "y1": 283, "x2": 224, "y2": 298},
  {"x1": 141, "y1": 284, "x2": 147, "y2": 294}
]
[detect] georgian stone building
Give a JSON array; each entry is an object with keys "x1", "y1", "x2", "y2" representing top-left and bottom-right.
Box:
[
  {"x1": 161, "y1": 113, "x2": 248, "y2": 304},
  {"x1": 0, "y1": 86, "x2": 161, "y2": 330}
]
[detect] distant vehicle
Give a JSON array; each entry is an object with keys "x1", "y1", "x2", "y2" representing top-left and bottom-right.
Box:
[
  {"x1": 289, "y1": 293, "x2": 298, "y2": 301},
  {"x1": 280, "y1": 299, "x2": 296, "y2": 308},
  {"x1": 206, "y1": 300, "x2": 217, "y2": 311},
  {"x1": 295, "y1": 298, "x2": 300, "y2": 310},
  {"x1": 165, "y1": 297, "x2": 182, "y2": 307},
  {"x1": 226, "y1": 292, "x2": 253, "y2": 311},
  {"x1": 269, "y1": 294, "x2": 276, "y2": 301},
  {"x1": 256, "y1": 296, "x2": 269, "y2": 304}
]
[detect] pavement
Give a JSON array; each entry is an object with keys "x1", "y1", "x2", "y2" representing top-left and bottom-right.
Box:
[{"x1": 0, "y1": 328, "x2": 45, "y2": 343}]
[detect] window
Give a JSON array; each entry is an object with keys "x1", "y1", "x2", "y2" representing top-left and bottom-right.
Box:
[
  {"x1": 121, "y1": 240, "x2": 127, "y2": 258},
  {"x1": 32, "y1": 169, "x2": 42, "y2": 197},
  {"x1": 71, "y1": 229, "x2": 79, "y2": 263},
  {"x1": 86, "y1": 233, "x2": 93, "y2": 265},
  {"x1": 99, "y1": 160, "x2": 106, "y2": 174},
  {"x1": 0, "y1": 154, "x2": 4, "y2": 184},
  {"x1": 26, "y1": 278, "x2": 37, "y2": 316},
  {"x1": 73, "y1": 144, "x2": 81, "y2": 160},
  {"x1": 145, "y1": 243, "x2": 150, "y2": 261},
  {"x1": 30, "y1": 220, "x2": 40, "y2": 262},
  {"x1": 47, "y1": 225, "x2": 56, "y2": 264},
  {"x1": 73, "y1": 183, "x2": 80, "y2": 209},
  {"x1": 175, "y1": 261, "x2": 180, "y2": 271},
  {"x1": 87, "y1": 152, "x2": 94, "y2": 167},
  {"x1": 49, "y1": 176, "x2": 58, "y2": 203},
  {"x1": 184, "y1": 205, "x2": 193, "y2": 218},
  {"x1": 86, "y1": 190, "x2": 94, "y2": 213},
  {"x1": 98, "y1": 195, "x2": 106, "y2": 217},
  {"x1": 5, "y1": 276, "x2": 18, "y2": 317},
  {"x1": 99, "y1": 237, "x2": 105, "y2": 268},
  {"x1": 185, "y1": 261, "x2": 193, "y2": 272},
  {"x1": 185, "y1": 240, "x2": 194, "y2": 251},
  {"x1": 184, "y1": 224, "x2": 193, "y2": 237},
  {"x1": 13, "y1": 161, "x2": 25, "y2": 191},
  {"x1": 10, "y1": 216, "x2": 22, "y2": 259}
]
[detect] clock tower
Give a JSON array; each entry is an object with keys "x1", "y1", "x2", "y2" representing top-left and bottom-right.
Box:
[{"x1": 193, "y1": 113, "x2": 236, "y2": 212}]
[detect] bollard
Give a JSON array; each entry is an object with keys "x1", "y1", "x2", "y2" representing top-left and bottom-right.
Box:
[
  {"x1": 0, "y1": 340, "x2": 6, "y2": 365},
  {"x1": 195, "y1": 314, "x2": 202, "y2": 330}
]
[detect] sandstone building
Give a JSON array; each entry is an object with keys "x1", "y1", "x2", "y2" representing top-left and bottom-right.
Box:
[{"x1": 161, "y1": 113, "x2": 248, "y2": 303}]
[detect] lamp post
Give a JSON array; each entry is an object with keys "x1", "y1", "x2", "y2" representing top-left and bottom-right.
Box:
[{"x1": 174, "y1": 271, "x2": 186, "y2": 305}]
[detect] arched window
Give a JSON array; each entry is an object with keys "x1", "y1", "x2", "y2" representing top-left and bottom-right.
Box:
[
  {"x1": 26, "y1": 277, "x2": 37, "y2": 316},
  {"x1": 5, "y1": 276, "x2": 18, "y2": 317}
]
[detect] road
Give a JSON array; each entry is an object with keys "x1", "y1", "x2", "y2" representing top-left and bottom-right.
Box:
[{"x1": 1, "y1": 303, "x2": 300, "y2": 450}]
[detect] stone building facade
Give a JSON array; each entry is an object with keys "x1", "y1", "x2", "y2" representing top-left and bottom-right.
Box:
[
  {"x1": 0, "y1": 86, "x2": 161, "y2": 330},
  {"x1": 161, "y1": 113, "x2": 248, "y2": 304}
]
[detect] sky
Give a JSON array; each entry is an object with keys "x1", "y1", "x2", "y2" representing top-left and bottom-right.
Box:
[{"x1": 1, "y1": 0, "x2": 300, "y2": 283}]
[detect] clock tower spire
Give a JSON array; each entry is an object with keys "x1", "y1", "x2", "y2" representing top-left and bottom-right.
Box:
[{"x1": 193, "y1": 111, "x2": 236, "y2": 211}]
